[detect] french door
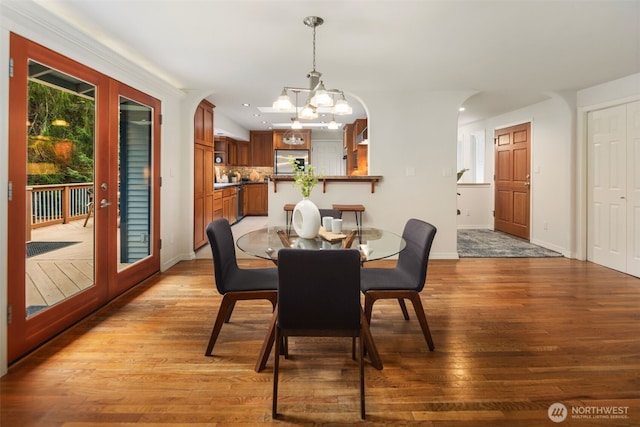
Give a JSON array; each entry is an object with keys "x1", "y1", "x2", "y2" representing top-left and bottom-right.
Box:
[{"x1": 7, "y1": 34, "x2": 161, "y2": 362}]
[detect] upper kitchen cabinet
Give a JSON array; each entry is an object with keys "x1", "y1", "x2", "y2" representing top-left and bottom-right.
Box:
[
  {"x1": 213, "y1": 138, "x2": 227, "y2": 165},
  {"x1": 273, "y1": 129, "x2": 311, "y2": 150},
  {"x1": 236, "y1": 140, "x2": 250, "y2": 166},
  {"x1": 354, "y1": 118, "x2": 367, "y2": 150},
  {"x1": 214, "y1": 136, "x2": 249, "y2": 166},
  {"x1": 250, "y1": 130, "x2": 274, "y2": 166},
  {"x1": 344, "y1": 118, "x2": 368, "y2": 176},
  {"x1": 194, "y1": 100, "x2": 215, "y2": 146}
]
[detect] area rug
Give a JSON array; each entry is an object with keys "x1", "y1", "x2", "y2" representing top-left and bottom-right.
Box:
[
  {"x1": 26, "y1": 241, "x2": 80, "y2": 258},
  {"x1": 457, "y1": 229, "x2": 562, "y2": 258}
]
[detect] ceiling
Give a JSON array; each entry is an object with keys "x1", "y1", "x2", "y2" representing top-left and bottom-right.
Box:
[{"x1": 34, "y1": 0, "x2": 640, "y2": 138}]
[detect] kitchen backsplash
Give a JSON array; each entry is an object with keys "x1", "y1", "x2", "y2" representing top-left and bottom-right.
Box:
[{"x1": 214, "y1": 166, "x2": 274, "y2": 183}]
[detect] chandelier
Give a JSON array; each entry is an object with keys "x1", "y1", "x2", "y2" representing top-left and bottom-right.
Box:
[{"x1": 272, "y1": 16, "x2": 353, "y2": 125}]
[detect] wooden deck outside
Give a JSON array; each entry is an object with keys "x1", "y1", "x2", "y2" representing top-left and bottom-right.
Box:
[
  {"x1": 26, "y1": 219, "x2": 95, "y2": 311},
  {"x1": 26, "y1": 216, "x2": 268, "y2": 313}
]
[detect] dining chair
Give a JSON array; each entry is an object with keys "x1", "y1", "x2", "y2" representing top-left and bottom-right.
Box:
[
  {"x1": 318, "y1": 208, "x2": 342, "y2": 219},
  {"x1": 360, "y1": 218, "x2": 437, "y2": 351},
  {"x1": 272, "y1": 248, "x2": 366, "y2": 420},
  {"x1": 204, "y1": 218, "x2": 278, "y2": 356}
]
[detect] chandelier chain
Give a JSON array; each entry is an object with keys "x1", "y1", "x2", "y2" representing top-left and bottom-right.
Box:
[{"x1": 312, "y1": 24, "x2": 317, "y2": 72}]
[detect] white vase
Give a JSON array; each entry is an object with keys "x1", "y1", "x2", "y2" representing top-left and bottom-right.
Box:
[{"x1": 292, "y1": 198, "x2": 321, "y2": 239}]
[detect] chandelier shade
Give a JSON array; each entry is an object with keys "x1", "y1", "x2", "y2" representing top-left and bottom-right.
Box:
[{"x1": 274, "y1": 16, "x2": 352, "y2": 126}]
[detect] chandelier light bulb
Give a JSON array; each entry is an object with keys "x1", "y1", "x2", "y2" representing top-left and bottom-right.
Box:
[
  {"x1": 273, "y1": 89, "x2": 293, "y2": 111},
  {"x1": 310, "y1": 81, "x2": 333, "y2": 107},
  {"x1": 332, "y1": 96, "x2": 352, "y2": 115}
]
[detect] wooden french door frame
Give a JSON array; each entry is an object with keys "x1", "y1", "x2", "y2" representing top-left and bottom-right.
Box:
[
  {"x1": 109, "y1": 83, "x2": 162, "y2": 298},
  {"x1": 7, "y1": 34, "x2": 161, "y2": 363},
  {"x1": 494, "y1": 123, "x2": 531, "y2": 240}
]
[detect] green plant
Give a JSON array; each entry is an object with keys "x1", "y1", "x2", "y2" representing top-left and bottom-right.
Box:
[
  {"x1": 289, "y1": 156, "x2": 320, "y2": 198},
  {"x1": 456, "y1": 168, "x2": 469, "y2": 215}
]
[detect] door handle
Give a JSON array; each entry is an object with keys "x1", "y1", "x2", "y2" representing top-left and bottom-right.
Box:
[
  {"x1": 100, "y1": 199, "x2": 112, "y2": 208},
  {"x1": 524, "y1": 182, "x2": 530, "y2": 187}
]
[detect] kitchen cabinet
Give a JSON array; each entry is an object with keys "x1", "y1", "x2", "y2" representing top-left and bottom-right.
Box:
[
  {"x1": 194, "y1": 100, "x2": 215, "y2": 250},
  {"x1": 215, "y1": 136, "x2": 248, "y2": 166},
  {"x1": 213, "y1": 190, "x2": 223, "y2": 220},
  {"x1": 194, "y1": 100, "x2": 215, "y2": 146},
  {"x1": 236, "y1": 140, "x2": 250, "y2": 166},
  {"x1": 343, "y1": 123, "x2": 355, "y2": 173},
  {"x1": 273, "y1": 129, "x2": 311, "y2": 150},
  {"x1": 244, "y1": 183, "x2": 268, "y2": 216},
  {"x1": 222, "y1": 186, "x2": 238, "y2": 225},
  {"x1": 250, "y1": 131, "x2": 274, "y2": 166},
  {"x1": 214, "y1": 139, "x2": 227, "y2": 165},
  {"x1": 344, "y1": 119, "x2": 368, "y2": 175},
  {"x1": 354, "y1": 118, "x2": 367, "y2": 150}
]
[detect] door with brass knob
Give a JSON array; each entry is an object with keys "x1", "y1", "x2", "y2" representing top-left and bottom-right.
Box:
[{"x1": 494, "y1": 123, "x2": 531, "y2": 240}]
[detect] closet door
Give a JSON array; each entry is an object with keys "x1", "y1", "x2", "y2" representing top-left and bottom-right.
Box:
[
  {"x1": 587, "y1": 101, "x2": 640, "y2": 277},
  {"x1": 626, "y1": 101, "x2": 640, "y2": 277}
]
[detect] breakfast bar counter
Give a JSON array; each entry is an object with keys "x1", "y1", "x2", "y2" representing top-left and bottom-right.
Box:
[{"x1": 270, "y1": 175, "x2": 382, "y2": 193}]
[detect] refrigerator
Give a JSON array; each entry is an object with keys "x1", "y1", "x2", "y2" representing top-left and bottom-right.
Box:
[{"x1": 274, "y1": 149, "x2": 309, "y2": 175}]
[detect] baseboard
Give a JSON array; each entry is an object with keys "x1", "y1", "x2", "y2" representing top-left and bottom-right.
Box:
[{"x1": 457, "y1": 225, "x2": 492, "y2": 230}]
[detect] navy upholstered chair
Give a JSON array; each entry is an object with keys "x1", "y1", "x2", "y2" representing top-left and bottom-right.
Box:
[
  {"x1": 360, "y1": 218, "x2": 437, "y2": 351},
  {"x1": 204, "y1": 218, "x2": 278, "y2": 356},
  {"x1": 272, "y1": 248, "x2": 366, "y2": 420}
]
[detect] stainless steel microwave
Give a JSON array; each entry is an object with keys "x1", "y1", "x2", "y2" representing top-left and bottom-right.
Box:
[{"x1": 274, "y1": 149, "x2": 309, "y2": 175}]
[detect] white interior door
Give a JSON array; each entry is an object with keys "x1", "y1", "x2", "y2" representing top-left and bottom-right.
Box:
[
  {"x1": 312, "y1": 140, "x2": 344, "y2": 176},
  {"x1": 588, "y1": 104, "x2": 627, "y2": 272},
  {"x1": 626, "y1": 101, "x2": 640, "y2": 277}
]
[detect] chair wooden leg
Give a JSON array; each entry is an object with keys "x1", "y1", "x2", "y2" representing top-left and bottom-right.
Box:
[
  {"x1": 224, "y1": 301, "x2": 236, "y2": 323},
  {"x1": 255, "y1": 309, "x2": 277, "y2": 372},
  {"x1": 364, "y1": 293, "x2": 374, "y2": 324},
  {"x1": 272, "y1": 327, "x2": 280, "y2": 419},
  {"x1": 365, "y1": 290, "x2": 435, "y2": 352},
  {"x1": 398, "y1": 298, "x2": 410, "y2": 320},
  {"x1": 409, "y1": 293, "x2": 435, "y2": 351},
  {"x1": 208, "y1": 291, "x2": 278, "y2": 357},
  {"x1": 360, "y1": 308, "x2": 383, "y2": 370},
  {"x1": 205, "y1": 294, "x2": 236, "y2": 356}
]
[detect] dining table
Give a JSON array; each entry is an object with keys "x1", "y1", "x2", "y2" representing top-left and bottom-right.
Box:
[{"x1": 235, "y1": 225, "x2": 407, "y2": 372}]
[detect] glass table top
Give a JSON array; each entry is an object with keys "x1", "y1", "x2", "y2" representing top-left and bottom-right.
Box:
[{"x1": 236, "y1": 226, "x2": 406, "y2": 262}]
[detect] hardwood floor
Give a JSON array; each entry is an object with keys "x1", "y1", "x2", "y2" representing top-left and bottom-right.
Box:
[{"x1": 2, "y1": 258, "x2": 639, "y2": 426}]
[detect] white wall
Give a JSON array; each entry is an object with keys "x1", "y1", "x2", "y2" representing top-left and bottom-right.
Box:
[{"x1": 456, "y1": 184, "x2": 493, "y2": 229}]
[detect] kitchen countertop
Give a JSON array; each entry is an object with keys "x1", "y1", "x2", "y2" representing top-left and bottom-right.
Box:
[{"x1": 214, "y1": 181, "x2": 267, "y2": 190}]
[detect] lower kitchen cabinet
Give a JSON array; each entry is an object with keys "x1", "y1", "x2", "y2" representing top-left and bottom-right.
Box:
[
  {"x1": 222, "y1": 187, "x2": 238, "y2": 224},
  {"x1": 244, "y1": 183, "x2": 268, "y2": 216}
]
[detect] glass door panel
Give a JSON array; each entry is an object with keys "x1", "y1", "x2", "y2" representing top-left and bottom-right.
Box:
[
  {"x1": 117, "y1": 97, "x2": 153, "y2": 271},
  {"x1": 25, "y1": 61, "x2": 96, "y2": 317}
]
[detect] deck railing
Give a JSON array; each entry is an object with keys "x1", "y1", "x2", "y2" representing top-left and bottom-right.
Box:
[{"x1": 28, "y1": 183, "x2": 93, "y2": 230}]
